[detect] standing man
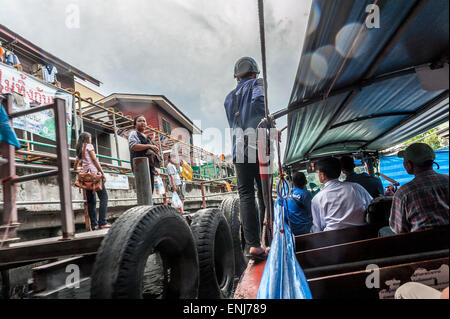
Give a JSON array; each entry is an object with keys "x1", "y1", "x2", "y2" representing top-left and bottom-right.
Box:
[
  {"x1": 224, "y1": 57, "x2": 267, "y2": 261},
  {"x1": 388, "y1": 143, "x2": 449, "y2": 234},
  {"x1": 340, "y1": 156, "x2": 385, "y2": 198},
  {"x1": 167, "y1": 154, "x2": 184, "y2": 214}
]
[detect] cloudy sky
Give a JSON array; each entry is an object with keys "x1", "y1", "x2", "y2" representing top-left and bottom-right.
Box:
[{"x1": 1, "y1": 0, "x2": 312, "y2": 158}]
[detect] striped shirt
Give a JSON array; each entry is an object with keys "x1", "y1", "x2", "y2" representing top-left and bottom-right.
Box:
[{"x1": 389, "y1": 170, "x2": 449, "y2": 233}]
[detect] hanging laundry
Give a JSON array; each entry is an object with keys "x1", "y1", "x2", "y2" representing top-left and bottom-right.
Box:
[
  {"x1": 5, "y1": 51, "x2": 21, "y2": 67},
  {"x1": 0, "y1": 42, "x2": 5, "y2": 64},
  {"x1": 42, "y1": 63, "x2": 58, "y2": 83},
  {"x1": 5, "y1": 51, "x2": 15, "y2": 66}
]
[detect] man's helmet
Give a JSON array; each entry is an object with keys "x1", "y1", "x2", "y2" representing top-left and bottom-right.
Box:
[{"x1": 234, "y1": 57, "x2": 260, "y2": 78}]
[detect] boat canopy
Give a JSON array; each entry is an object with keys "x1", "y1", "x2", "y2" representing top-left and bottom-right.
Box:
[{"x1": 283, "y1": 0, "x2": 449, "y2": 168}]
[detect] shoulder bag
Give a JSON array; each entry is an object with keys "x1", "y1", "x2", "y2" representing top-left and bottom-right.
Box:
[
  {"x1": 136, "y1": 132, "x2": 162, "y2": 167},
  {"x1": 75, "y1": 144, "x2": 103, "y2": 193}
]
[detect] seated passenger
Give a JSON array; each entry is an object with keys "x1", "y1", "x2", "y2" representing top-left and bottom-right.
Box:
[
  {"x1": 284, "y1": 172, "x2": 313, "y2": 236},
  {"x1": 389, "y1": 143, "x2": 449, "y2": 234},
  {"x1": 311, "y1": 157, "x2": 373, "y2": 232},
  {"x1": 340, "y1": 156, "x2": 384, "y2": 198}
]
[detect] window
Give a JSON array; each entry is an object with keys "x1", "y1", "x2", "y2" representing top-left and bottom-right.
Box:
[{"x1": 162, "y1": 118, "x2": 171, "y2": 134}]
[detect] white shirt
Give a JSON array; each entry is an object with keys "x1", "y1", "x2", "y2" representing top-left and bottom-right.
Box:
[
  {"x1": 167, "y1": 162, "x2": 181, "y2": 187},
  {"x1": 311, "y1": 179, "x2": 373, "y2": 232},
  {"x1": 42, "y1": 65, "x2": 58, "y2": 83}
]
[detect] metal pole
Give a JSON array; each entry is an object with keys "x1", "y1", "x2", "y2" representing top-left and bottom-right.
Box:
[
  {"x1": 159, "y1": 134, "x2": 164, "y2": 168},
  {"x1": 200, "y1": 182, "x2": 206, "y2": 209},
  {"x1": 1, "y1": 94, "x2": 19, "y2": 245},
  {"x1": 112, "y1": 110, "x2": 121, "y2": 166},
  {"x1": 94, "y1": 133, "x2": 99, "y2": 154},
  {"x1": 54, "y1": 98, "x2": 75, "y2": 240},
  {"x1": 134, "y1": 157, "x2": 153, "y2": 206},
  {"x1": 12, "y1": 169, "x2": 59, "y2": 184},
  {"x1": 77, "y1": 95, "x2": 84, "y2": 132},
  {"x1": 72, "y1": 94, "x2": 79, "y2": 143}
]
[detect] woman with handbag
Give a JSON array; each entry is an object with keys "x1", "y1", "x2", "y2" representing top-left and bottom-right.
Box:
[
  {"x1": 128, "y1": 115, "x2": 161, "y2": 193},
  {"x1": 74, "y1": 132, "x2": 110, "y2": 230}
]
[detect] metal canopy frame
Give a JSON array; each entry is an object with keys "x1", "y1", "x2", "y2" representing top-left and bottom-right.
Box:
[
  {"x1": 301, "y1": 0, "x2": 430, "y2": 160},
  {"x1": 280, "y1": 0, "x2": 448, "y2": 168}
]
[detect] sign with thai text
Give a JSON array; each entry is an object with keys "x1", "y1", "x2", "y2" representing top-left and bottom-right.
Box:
[
  {"x1": 0, "y1": 63, "x2": 73, "y2": 143},
  {"x1": 104, "y1": 173, "x2": 130, "y2": 190}
]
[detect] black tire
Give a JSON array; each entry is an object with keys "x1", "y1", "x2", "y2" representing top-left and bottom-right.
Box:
[
  {"x1": 221, "y1": 197, "x2": 248, "y2": 277},
  {"x1": 218, "y1": 197, "x2": 230, "y2": 213},
  {"x1": 190, "y1": 208, "x2": 235, "y2": 299},
  {"x1": 90, "y1": 205, "x2": 199, "y2": 299}
]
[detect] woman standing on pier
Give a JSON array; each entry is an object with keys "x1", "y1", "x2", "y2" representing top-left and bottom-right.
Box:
[
  {"x1": 74, "y1": 132, "x2": 110, "y2": 230},
  {"x1": 128, "y1": 115, "x2": 160, "y2": 192}
]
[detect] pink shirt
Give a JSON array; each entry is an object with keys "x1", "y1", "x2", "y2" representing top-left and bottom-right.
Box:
[{"x1": 77, "y1": 144, "x2": 99, "y2": 174}]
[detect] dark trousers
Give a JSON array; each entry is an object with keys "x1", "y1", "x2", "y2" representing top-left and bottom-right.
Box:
[
  {"x1": 86, "y1": 183, "x2": 108, "y2": 228},
  {"x1": 235, "y1": 163, "x2": 266, "y2": 248},
  {"x1": 150, "y1": 166, "x2": 155, "y2": 194}
]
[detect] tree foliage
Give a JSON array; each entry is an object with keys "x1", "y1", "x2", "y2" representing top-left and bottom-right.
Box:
[{"x1": 404, "y1": 128, "x2": 443, "y2": 150}]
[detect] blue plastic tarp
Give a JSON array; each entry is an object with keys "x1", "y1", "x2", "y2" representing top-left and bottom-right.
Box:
[
  {"x1": 257, "y1": 192, "x2": 313, "y2": 299},
  {"x1": 379, "y1": 149, "x2": 449, "y2": 188}
]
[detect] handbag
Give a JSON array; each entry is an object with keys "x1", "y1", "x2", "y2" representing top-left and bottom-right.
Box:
[
  {"x1": 75, "y1": 144, "x2": 103, "y2": 193},
  {"x1": 144, "y1": 148, "x2": 162, "y2": 167},
  {"x1": 136, "y1": 132, "x2": 162, "y2": 167}
]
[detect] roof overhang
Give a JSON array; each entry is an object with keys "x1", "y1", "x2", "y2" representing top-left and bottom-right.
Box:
[
  {"x1": 96, "y1": 93, "x2": 202, "y2": 135},
  {"x1": 283, "y1": 0, "x2": 449, "y2": 168},
  {"x1": 0, "y1": 24, "x2": 101, "y2": 87}
]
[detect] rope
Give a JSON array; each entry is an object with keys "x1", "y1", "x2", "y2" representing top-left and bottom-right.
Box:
[
  {"x1": 257, "y1": 0, "x2": 277, "y2": 248},
  {"x1": 257, "y1": 0, "x2": 269, "y2": 117}
]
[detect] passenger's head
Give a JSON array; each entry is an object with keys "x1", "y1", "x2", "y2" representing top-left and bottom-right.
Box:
[
  {"x1": 234, "y1": 57, "x2": 260, "y2": 81},
  {"x1": 398, "y1": 143, "x2": 435, "y2": 175},
  {"x1": 292, "y1": 172, "x2": 307, "y2": 189},
  {"x1": 317, "y1": 157, "x2": 341, "y2": 184},
  {"x1": 168, "y1": 153, "x2": 176, "y2": 165},
  {"x1": 133, "y1": 115, "x2": 147, "y2": 132},
  {"x1": 75, "y1": 132, "x2": 92, "y2": 159},
  {"x1": 340, "y1": 156, "x2": 356, "y2": 175}
]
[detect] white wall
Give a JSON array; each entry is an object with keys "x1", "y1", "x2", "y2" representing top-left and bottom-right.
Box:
[{"x1": 109, "y1": 133, "x2": 132, "y2": 169}]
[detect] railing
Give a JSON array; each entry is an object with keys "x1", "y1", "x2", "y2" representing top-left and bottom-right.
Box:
[
  {"x1": 1, "y1": 94, "x2": 74, "y2": 245},
  {"x1": 15, "y1": 137, "x2": 232, "y2": 180}
]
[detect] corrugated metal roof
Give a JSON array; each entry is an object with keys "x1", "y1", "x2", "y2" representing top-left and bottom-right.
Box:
[{"x1": 283, "y1": 0, "x2": 449, "y2": 167}]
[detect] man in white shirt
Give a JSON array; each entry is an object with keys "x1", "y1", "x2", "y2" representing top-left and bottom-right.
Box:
[
  {"x1": 311, "y1": 157, "x2": 373, "y2": 232},
  {"x1": 167, "y1": 154, "x2": 184, "y2": 214}
]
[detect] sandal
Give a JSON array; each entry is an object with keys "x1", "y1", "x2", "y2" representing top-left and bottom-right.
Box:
[
  {"x1": 100, "y1": 224, "x2": 111, "y2": 229},
  {"x1": 246, "y1": 251, "x2": 268, "y2": 264}
]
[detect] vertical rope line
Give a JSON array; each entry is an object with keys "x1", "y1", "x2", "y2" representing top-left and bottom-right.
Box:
[{"x1": 258, "y1": 0, "x2": 269, "y2": 117}]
